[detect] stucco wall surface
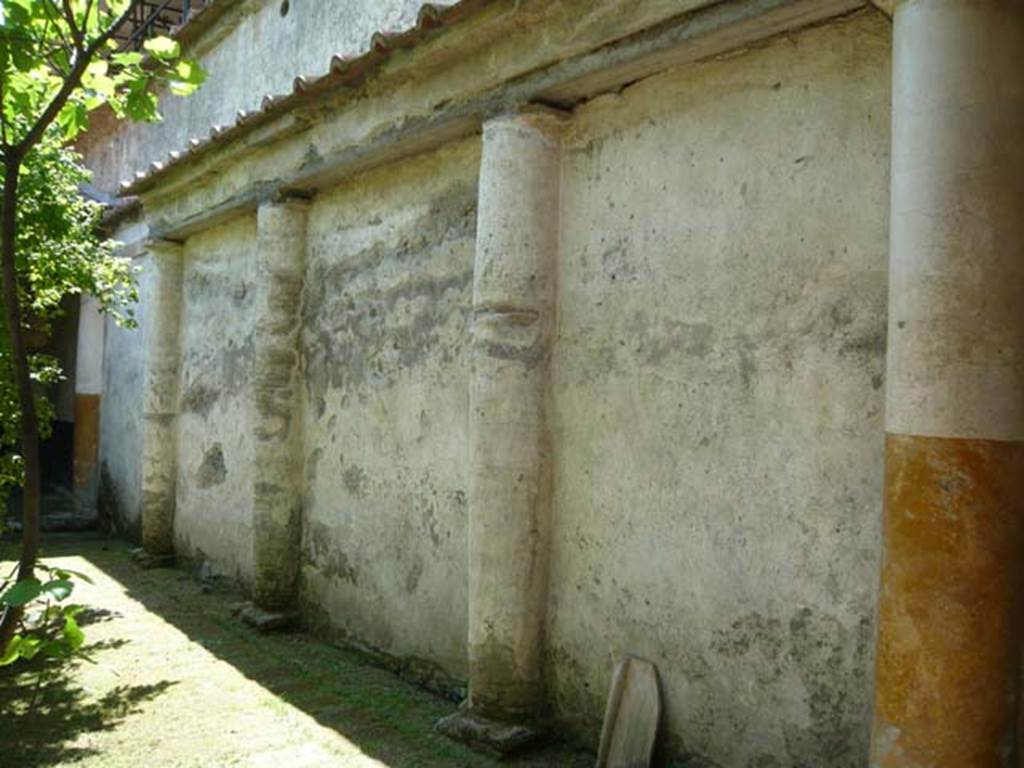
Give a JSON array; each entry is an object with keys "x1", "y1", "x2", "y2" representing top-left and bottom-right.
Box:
[
  {"x1": 547, "y1": 12, "x2": 890, "y2": 766},
  {"x1": 299, "y1": 139, "x2": 479, "y2": 678},
  {"x1": 99, "y1": 312, "x2": 142, "y2": 532},
  {"x1": 98, "y1": 219, "x2": 152, "y2": 535},
  {"x1": 174, "y1": 216, "x2": 258, "y2": 581},
  {"x1": 80, "y1": 0, "x2": 455, "y2": 192}
]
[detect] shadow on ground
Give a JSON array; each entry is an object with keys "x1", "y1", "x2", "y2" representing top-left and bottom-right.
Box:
[
  {"x1": 2, "y1": 533, "x2": 594, "y2": 767},
  {"x1": 0, "y1": 658, "x2": 175, "y2": 767}
]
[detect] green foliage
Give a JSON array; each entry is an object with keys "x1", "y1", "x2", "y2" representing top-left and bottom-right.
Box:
[
  {"x1": 0, "y1": 0, "x2": 206, "y2": 143},
  {"x1": 0, "y1": 0, "x2": 207, "y2": 665},
  {"x1": 0, "y1": 3, "x2": 204, "y2": 505},
  {"x1": 0, "y1": 562, "x2": 90, "y2": 665},
  {"x1": 0, "y1": 135, "x2": 137, "y2": 504}
]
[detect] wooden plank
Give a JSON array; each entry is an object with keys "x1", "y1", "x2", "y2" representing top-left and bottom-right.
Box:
[{"x1": 596, "y1": 655, "x2": 662, "y2": 768}]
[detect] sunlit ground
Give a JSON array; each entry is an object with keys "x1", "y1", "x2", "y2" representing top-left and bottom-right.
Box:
[{"x1": 0, "y1": 534, "x2": 591, "y2": 768}]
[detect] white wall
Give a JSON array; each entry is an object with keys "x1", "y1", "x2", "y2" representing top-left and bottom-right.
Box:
[
  {"x1": 98, "y1": 220, "x2": 151, "y2": 535},
  {"x1": 547, "y1": 12, "x2": 890, "y2": 765},
  {"x1": 299, "y1": 138, "x2": 479, "y2": 678},
  {"x1": 91, "y1": 7, "x2": 896, "y2": 765},
  {"x1": 174, "y1": 216, "x2": 258, "y2": 581}
]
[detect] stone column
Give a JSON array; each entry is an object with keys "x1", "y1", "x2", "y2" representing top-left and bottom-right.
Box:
[
  {"x1": 870, "y1": 2, "x2": 1024, "y2": 766},
  {"x1": 444, "y1": 109, "x2": 565, "y2": 747},
  {"x1": 139, "y1": 239, "x2": 184, "y2": 561},
  {"x1": 73, "y1": 295, "x2": 105, "y2": 512},
  {"x1": 250, "y1": 200, "x2": 308, "y2": 615}
]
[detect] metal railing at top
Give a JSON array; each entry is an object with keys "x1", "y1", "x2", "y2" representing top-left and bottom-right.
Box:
[{"x1": 113, "y1": 0, "x2": 204, "y2": 51}]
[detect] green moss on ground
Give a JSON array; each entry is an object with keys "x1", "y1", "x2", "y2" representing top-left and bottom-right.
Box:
[{"x1": 0, "y1": 533, "x2": 592, "y2": 768}]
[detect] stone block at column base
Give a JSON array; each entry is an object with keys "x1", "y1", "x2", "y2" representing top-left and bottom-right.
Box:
[
  {"x1": 435, "y1": 708, "x2": 546, "y2": 756},
  {"x1": 235, "y1": 602, "x2": 297, "y2": 633},
  {"x1": 130, "y1": 548, "x2": 175, "y2": 569}
]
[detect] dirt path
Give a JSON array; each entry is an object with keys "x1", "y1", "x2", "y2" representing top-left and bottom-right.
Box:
[{"x1": 0, "y1": 534, "x2": 592, "y2": 768}]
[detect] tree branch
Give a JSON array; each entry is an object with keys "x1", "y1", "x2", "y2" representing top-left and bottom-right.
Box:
[
  {"x1": 84, "y1": 0, "x2": 98, "y2": 34},
  {"x1": 39, "y1": 0, "x2": 76, "y2": 57},
  {"x1": 13, "y1": 0, "x2": 146, "y2": 160},
  {"x1": 0, "y1": 73, "x2": 8, "y2": 149},
  {"x1": 61, "y1": 0, "x2": 84, "y2": 49}
]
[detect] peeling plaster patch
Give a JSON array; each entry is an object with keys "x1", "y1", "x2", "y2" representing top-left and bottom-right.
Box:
[
  {"x1": 196, "y1": 443, "x2": 227, "y2": 488},
  {"x1": 342, "y1": 464, "x2": 369, "y2": 498},
  {"x1": 421, "y1": 500, "x2": 441, "y2": 549},
  {"x1": 180, "y1": 380, "x2": 221, "y2": 417},
  {"x1": 306, "y1": 447, "x2": 323, "y2": 482},
  {"x1": 404, "y1": 558, "x2": 423, "y2": 593},
  {"x1": 711, "y1": 613, "x2": 784, "y2": 663},
  {"x1": 628, "y1": 311, "x2": 715, "y2": 365},
  {"x1": 303, "y1": 181, "x2": 476, "y2": 401},
  {"x1": 307, "y1": 521, "x2": 359, "y2": 586},
  {"x1": 782, "y1": 609, "x2": 872, "y2": 765}
]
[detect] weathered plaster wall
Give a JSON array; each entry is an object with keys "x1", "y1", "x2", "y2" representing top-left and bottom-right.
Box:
[
  {"x1": 80, "y1": 0, "x2": 454, "y2": 192},
  {"x1": 547, "y1": 12, "x2": 890, "y2": 766},
  {"x1": 174, "y1": 216, "x2": 258, "y2": 580},
  {"x1": 88, "y1": 2, "x2": 898, "y2": 762},
  {"x1": 299, "y1": 139, "x2": 479, "y2": 679},
  {"x1": 98, "y1": 222, "x2": 151, "y2": 536}
]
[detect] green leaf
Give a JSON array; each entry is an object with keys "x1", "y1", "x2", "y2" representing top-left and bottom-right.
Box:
[
  {"x1": 56, "y1": 100, "x2": 90, "y2": 140},
  {"x1": 174, "y1": 59, "x2": 205, "y2": 84},
  {"x1": 124, "y1": 87, "x2": 159, "y2": 121},
  {"x1": 41, "y1": 579, "x2": 74, "y2": 602},
  {"x1": 63, "y1": 614, "x2": 85, "y2": 651},
  {"x1": 112, "y1": 51, "x2": 144, "y2": 67},
  {"x1": 143, "y1": 36, "x2": 180, "y2": 60},
  {"x1": 6, "y1": 1, "x2": 31, "y2": 25},
  {"x1": 1, "y1": 577, "x2": 42, "y2": 607},
  {"x1": 11, "y1": 41, "x2": 34, "y2": 72},
  {"x1": 169, "y1": 59, "x2": 206, "y2": 96},
  {"x1": 170, "y1": 80, "x2": 200, "y2": 97},
  {"x1": 18, "y1": 636, "x2": 42, "y2": 660},
  {"x1": 54, "y1": 568, "x2": 94, "y2": 585},
  {"x1": 0, "y1": 636, "x2": 24, "y2": 666}
]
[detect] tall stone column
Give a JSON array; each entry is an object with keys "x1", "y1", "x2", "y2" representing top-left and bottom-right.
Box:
[
  {"x1": 73, "y1": 295, "x2": 105, "y2": 512},
  {"x1": 250, "y1": 200, "x2": 308, "y2": 615},
  {"x1": 442, "y1": 109, "x2": 565, "y2": 749},
  {"x1": 870, "y1": 2, "x2": 1024, "y2": 765},
  {"x1": 139, "y1": 239, "x2": 184, "y2": 561}
]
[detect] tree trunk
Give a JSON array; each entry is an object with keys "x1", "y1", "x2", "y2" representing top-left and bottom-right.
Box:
[{"x1": 0, "y1": 157, "x2": 41, "y2": 650}]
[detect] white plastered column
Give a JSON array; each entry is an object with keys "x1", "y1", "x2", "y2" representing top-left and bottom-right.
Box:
[
  {"x1": 870, "y1": 2, "x2": 1024, "y2": 765},
  {"x1": 250, "y1": 199, "x2": 308, "y2": 611},
  {"x1": 139, "y1": 239, "x2": 184, "y2": 557},
  {"x1": 465, "y1": 109, "x2": 566, "y2": 723}
]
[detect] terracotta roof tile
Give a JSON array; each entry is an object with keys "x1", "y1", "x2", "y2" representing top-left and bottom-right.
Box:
[{"x1": 120, "y1": 0, "x2": 483, "y2": 196}]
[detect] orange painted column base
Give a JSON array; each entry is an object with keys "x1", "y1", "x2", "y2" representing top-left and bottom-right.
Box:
[
  {"x1": 73, "y1": 393, "x2": 101, "y2": 498},
  {"x1": 871, "y1": 433, "x2": 1024, "y2": 767}
]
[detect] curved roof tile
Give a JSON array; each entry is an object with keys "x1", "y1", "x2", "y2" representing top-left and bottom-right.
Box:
[{"x1": 120, "y1": 1, "x2": 480, "y2": 196}]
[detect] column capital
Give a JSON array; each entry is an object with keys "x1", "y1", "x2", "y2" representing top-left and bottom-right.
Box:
[
  {"x1": 483, "y1": 105, "x2": 570, "y2": 143},
  {"x1": 262, "y1": 191, "x2": 313, "y2": 211},
  {"x1": 143, "y1": 237, "x2": 184, "y2": 257}
]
